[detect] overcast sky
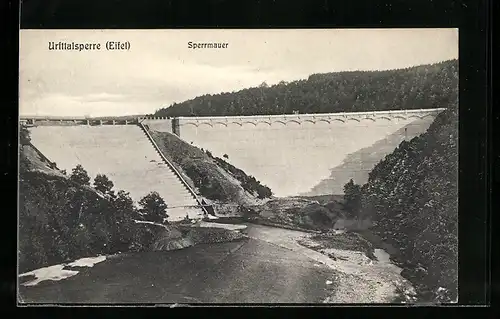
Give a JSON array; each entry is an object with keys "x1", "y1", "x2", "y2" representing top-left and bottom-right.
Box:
[{"x1": 19, "y1": 29, "x2": 458, "y2": 117}]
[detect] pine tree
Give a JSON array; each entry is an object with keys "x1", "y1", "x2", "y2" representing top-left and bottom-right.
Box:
[
  {"x1": 69, "y1": 164, "x2": 91, "y2": 186},
  {"x1": 93, "y1": 174, "x2": 114, "y2": 195},
  {"x1": 138, "y1": 191, "x2": 168, "y2": 224}
]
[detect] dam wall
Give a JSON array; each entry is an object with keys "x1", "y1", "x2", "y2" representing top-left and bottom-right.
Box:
[
  {"x1": 303, "y1": 116, "x2": 437, "y2": 195},
  {"x1": 28, "y1": 125, "x2": 205, "y2": 221},
  {"x1": 172, "y1": 108, "x2": 445, "y2": 197},
  {"x1": 21, "y1": 108, "x2": 445, "y2": 198}
]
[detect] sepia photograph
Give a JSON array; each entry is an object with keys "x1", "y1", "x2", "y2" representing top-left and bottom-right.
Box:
[{"x1": 18, "y1": 28, "x2": 459, "y2": 304}]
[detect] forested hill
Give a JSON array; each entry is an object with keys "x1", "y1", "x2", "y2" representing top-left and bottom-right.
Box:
[
  {"x1": 346, "y1": 105, "x2": 458, "y2": 302},
  {"x1": 154, "y1": 59, "x2": 458, "y2": 117}
]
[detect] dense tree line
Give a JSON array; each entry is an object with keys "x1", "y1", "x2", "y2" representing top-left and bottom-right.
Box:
[
  {"x1": 19, "y1": 168, "x2": 170, "y2": 272},
  {"x1": 154, "y1": 59, "x2": 458, "y2": 117},
  {"x1": 343, "y1": 107, "x2": 458, "y2": 302},
  {"x1": 18, "y1": 129, "x2": 171, "y2": 272}
]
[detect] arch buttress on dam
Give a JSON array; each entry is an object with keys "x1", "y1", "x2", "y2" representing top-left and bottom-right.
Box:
[
  {"x1": 27, "y1": 123, "x2": 206, "y2": 222},
  {"x1": 159, "y1": 108, "x2": 446, "y2": 197}
]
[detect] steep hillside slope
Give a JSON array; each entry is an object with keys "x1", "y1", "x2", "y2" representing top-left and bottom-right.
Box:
[
  {"x1": 19, "y1": 143, "x2": 64, "y2": 176},
  {"x1": 18, "y1": 128, "x2": 182, "y2": 272},
  {"x1": 147, "y1": 130, "x2": 269, "y2": 214},
  {"x1": 355, "y1": 107, "x2": 458, "y2": 302},
  {"x1": 154, "y1": 59, "x2": 458, "y2": 117}
]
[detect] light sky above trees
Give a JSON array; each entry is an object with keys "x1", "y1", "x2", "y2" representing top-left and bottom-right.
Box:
[{"x1": 20, "y1": 29, "x2": 458, "y2": 117}]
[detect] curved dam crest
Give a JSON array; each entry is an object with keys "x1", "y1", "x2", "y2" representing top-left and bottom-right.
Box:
[{"x1": 167, "y1": 109, "x2": 444, "y2": 197}]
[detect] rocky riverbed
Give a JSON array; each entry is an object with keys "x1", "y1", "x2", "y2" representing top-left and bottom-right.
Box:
[{"x1": 241, "y1": 223, "x2": 417, "y2": 303}]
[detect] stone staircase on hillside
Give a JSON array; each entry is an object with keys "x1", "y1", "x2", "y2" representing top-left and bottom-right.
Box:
[{"x1": 138, "y1": 123, "x2": 208, "y2": 221}]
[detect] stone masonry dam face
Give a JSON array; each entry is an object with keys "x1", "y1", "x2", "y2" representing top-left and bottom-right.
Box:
[
  {"x1": 28, "y1": 125, "x2": 204, "y2": 222},
  {"x1": 164, "y1": 109, "x2": 445, "y2": 197}
]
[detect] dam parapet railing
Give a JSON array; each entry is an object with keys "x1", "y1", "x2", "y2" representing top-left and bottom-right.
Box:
[
  {"x1": 20, "y1": 117, "x2": 142, "y2": 126},
  {"x1": 20, "y1": 108, "x2": 446, "y2": 127},
  {"x1": 174, "y1": 108, "x2": 446, "y2": 127},
  {"x1": 19, "y1": 116, "x2": 171, "y2": 126}
]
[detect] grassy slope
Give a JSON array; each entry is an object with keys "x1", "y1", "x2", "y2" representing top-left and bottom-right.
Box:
[
  {"x1": 147, "y1": 130, "x2": 263, "y2": 210},
  {"x1": 210, "y1": 156, "x2": 272, "y2": 199}
]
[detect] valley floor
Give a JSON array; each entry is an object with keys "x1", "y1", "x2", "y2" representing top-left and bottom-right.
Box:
[
  {"x1": 18, "y1": 223, "x2": 414, "y2": 304},
  {"x1": 242, "y1": 223, "x2": 415, "y2": 303}
]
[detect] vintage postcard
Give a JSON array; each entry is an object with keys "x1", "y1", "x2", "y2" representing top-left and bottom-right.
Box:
[{"x1": 18, "y1": 29, "x2": 459, "y2": 304}]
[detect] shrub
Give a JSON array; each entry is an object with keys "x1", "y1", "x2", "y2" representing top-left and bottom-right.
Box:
[
  {"x1": 129, "y1": 224, "x2": 155, "y2": 252},
  {"x1": 185, "y1": 164, "x2": 226, "y2": 201},
  {"x1": 199, "y1": 176, "x2": 225, "y2": 201},
  {"x1": 19, "y1": 125, "x2": 31, "y2": 145},
  {"x1": 19, "y1": 151, "x2": 31, "y2": 172},
  {"x1": 343, "y1": 179, "x2": 362, "y2": 218},
  {"x1": 256, "y1": 184, "x2": 272, "y2": 199}
]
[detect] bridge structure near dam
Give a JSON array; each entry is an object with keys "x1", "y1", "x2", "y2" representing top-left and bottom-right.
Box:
[
  {"x1": 20, "y1": 116, "x2": 142, "y2": 126},
  {"x1": 21, "y1": 107, "x2": 446, "y2": 198}
]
